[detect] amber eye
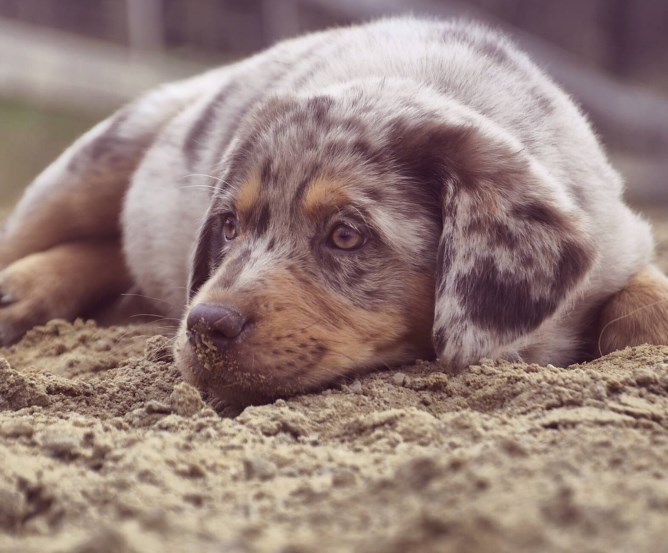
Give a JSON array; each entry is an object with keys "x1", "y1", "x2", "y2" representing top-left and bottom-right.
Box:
[
  {"x1": 222, "y1": 215, "x2": 237, "y2": 241},
  {"x1": 328, "y1": 224, "x2": 366, "y2": 251}
]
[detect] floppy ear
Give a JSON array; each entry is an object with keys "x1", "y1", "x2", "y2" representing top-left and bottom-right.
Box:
[{"x1": 391, "y1": 119, "x2": 595, "y2": 369}]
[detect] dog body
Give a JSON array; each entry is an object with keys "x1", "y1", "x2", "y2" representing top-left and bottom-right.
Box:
[{"x1": 1, "y1": 18, "x2": 665, "y2": 409}]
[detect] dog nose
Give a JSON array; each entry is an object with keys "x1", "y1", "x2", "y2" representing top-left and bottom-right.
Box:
[{"x1": 187, "y1": 304, "x2": 248, "y2": 343}]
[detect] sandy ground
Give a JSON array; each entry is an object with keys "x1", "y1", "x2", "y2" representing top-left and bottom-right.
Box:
[{"x1": 0, "y1": 217, "x2": 667, "y2": 553}]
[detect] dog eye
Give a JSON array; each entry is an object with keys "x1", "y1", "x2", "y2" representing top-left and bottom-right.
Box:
[
  {"x1": 222, "y1": 215, "x2": 237, "y2": 241},
  {"x1": 328, "y1": 224, "x2": 366, "y2": 251}
]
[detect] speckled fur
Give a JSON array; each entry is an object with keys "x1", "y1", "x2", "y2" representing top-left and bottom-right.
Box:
[{"x1": 0, "y1": 18, "x2": 661, "y2": 406}]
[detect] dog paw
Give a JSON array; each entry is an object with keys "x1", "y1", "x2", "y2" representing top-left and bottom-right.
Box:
[
  {"x1": 0, "y1": 265, "x2": 50, "y2": 347},
  {"x1": 0, "y1": 309, "x2": 35, "y2": 348}
]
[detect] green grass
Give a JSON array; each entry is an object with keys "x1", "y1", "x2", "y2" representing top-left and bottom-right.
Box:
[{"x1": 0, "y1": 99, "x2": 106, "y2": 208}]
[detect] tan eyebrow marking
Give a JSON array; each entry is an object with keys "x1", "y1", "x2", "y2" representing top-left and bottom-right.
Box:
[
  {"x1": 302, "y1": 176, "x2": 350, "y2": 219},
  {"x1": 235, "y1": 171, "x2": 262, "y2": 218}
]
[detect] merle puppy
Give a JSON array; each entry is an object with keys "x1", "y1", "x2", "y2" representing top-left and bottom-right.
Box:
[{"x1": 1, "y1": 18, "x2": 666, "y2": 409}]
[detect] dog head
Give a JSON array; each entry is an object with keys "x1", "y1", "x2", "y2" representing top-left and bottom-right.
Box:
[{"x1": 174, "y1": 80, "x2": 594, "y2": 411}]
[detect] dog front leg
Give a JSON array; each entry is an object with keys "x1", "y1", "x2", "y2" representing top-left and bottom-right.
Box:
[{"x1": 0, "y1": 240, "x2": 131, "y2": 345}]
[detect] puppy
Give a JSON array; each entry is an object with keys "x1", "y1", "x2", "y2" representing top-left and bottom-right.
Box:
[{"x1": 1, "y1": 17, "x2": 667, "y2": 410}]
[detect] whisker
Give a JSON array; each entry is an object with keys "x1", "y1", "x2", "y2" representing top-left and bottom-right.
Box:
[
  {"x1": 128, "y1": 313, "x2": 180, "y2": 322},
  {"x1": 106, "y1": 326, "x2": 174, "y2": 344},
  {"x1": 179, "y1": 184, "x2": 219, "y2": 192},
  {"x1": 597, "y1": 298, "x2": 668, "y2": 356},
  {"x1": 182, "y1": 173, "x2": 227, "y2": 184},
  {"x1": 349, "y1": 205, "x2": 370, "y2": 227},
  {"x1": 121, "y1": 292, "x2": 178, "y2": 307}
]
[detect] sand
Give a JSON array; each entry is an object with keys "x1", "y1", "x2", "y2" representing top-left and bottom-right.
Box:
[{"x1": 0, "y1": 217, "x2": 667, "y2": 553}]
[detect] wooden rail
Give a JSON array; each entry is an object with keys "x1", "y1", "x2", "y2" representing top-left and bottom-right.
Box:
[{"x1": 0, "y1": 17, "x2": 202, "y2": 114}]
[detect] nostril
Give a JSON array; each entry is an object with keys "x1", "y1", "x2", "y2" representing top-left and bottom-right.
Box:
[{"x1": 187, "y1": 303, "x2": 248, "y2": 341}]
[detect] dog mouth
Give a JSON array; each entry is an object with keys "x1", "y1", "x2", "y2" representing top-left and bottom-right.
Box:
[
  {"x1": 175, "y1": 309, "x2": 437, "y2": 412},
  {"x1": 179, "y1": 325, "x2": 333, "y2": 412},
  {"x1": 176, "y1": 279, "x2": 436, "y2": 411}
]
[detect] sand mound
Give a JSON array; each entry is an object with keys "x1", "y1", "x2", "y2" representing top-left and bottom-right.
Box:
[{"x1": 0, "y1": 317, "x2": 667, "y2": 553}]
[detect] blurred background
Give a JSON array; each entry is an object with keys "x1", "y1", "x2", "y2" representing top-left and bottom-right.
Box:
[{"x1": 1, "y1": 0, "x2": 667, "y2": 217}]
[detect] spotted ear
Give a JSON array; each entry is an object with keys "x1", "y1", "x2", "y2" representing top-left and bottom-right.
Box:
[{"x1": 392, "y1": 120, "x2": 595, "y2": 369}]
